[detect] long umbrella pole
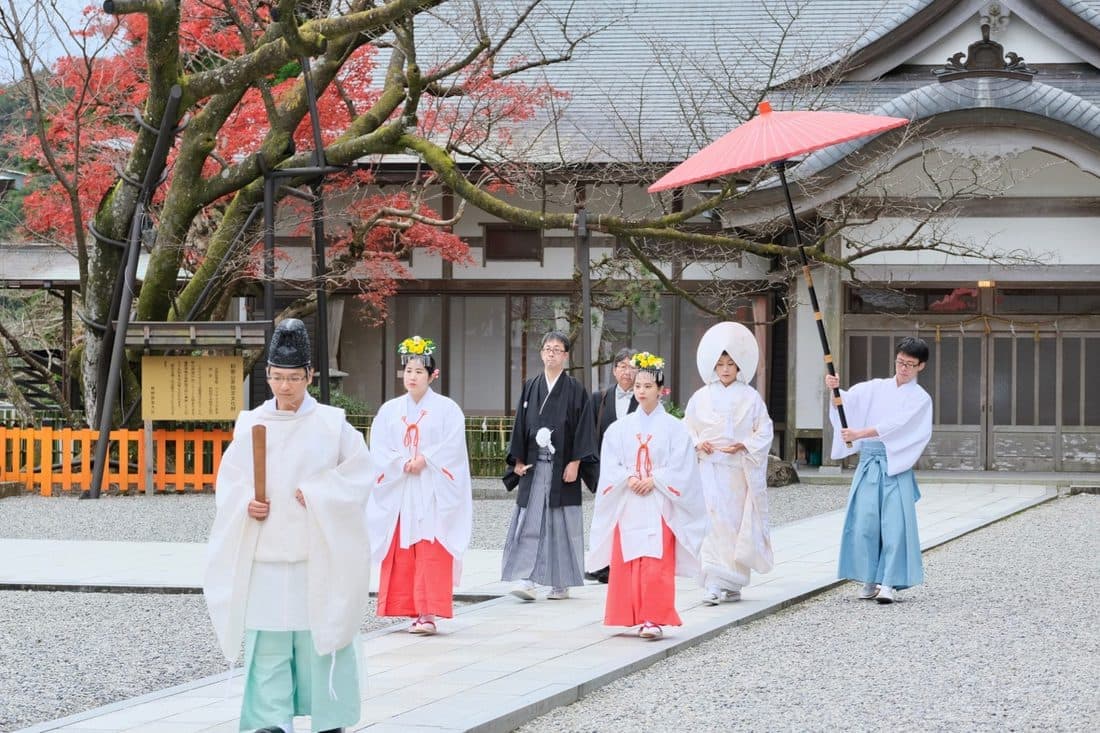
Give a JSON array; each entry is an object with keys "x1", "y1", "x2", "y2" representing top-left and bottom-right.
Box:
[{"x1": 774, "y1": 162, "x2": 852, "y2": 447}]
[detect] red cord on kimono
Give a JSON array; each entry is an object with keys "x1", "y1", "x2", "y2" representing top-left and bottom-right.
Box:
[
  {"x1": 402, "y1": 410, "x2": 428, "y2": 457},
  {"x1": 635, "y1": 434, "x2": 653, "y2": 479}
]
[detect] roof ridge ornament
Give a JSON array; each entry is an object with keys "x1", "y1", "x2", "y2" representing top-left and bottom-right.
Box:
[
  {"x1": 933, "y1": 23, "x2": 1036, "y2": 82},
  {"x1": 979, "y1": 1, "x2": 1011, "y2": 36}
]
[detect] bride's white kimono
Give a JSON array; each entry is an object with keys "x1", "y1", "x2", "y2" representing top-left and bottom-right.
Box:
[{"x1": 684, "y1": 380, "x2": 774, "y2": 591}]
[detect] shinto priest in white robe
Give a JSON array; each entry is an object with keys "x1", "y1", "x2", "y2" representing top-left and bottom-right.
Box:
[
  {"x1": 203, "y1": 394, "x2": 373, "y2": 662},
  {"x1": 684, "y1": 322, "x2": 774, "y2": 591},
  {"x1": 586, "y1": 404, "x2": 706, "y2": 580},
  {"x1": 366, "y1": 387, "x2": 473, "y2": 585}
]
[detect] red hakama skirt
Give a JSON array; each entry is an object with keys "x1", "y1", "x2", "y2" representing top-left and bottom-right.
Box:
[
  {"x1": 604, "y1": 519, "x2": 681, "y2": 627},
  {"x1": 377, "y1": 519, "x2": 454, "y2": 618}
]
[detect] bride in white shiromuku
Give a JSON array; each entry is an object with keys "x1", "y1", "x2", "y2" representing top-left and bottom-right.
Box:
[{"x1": 683, "y1": 322, "x2": 774, "y2": 604}]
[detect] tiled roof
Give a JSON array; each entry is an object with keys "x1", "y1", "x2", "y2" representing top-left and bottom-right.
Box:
[
  {"x1": 772, "y1": 70, "x2": 1100, "y2": 114},
  {"x1": 0, "y1": 243, "x2": 167, "y2": 285},
  {"x1": 409, "y1": 1, "x2": 1100, "y2": 163},
  {"x1": 1059, "y1": 0, "x2": 1100, "y2": 30},
  {"x1": 796, "y1": 77, "x2": 1100, "y2": 176},
  {"x1": 418, "y1": 1, "x2": 933, "y2": 163}
]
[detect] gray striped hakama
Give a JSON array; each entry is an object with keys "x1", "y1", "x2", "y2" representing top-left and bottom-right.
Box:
[{"x1": 501, "y1": 456, "x2": 585, "y2": 589}]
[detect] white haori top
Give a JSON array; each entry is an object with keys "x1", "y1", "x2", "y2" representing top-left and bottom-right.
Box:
[
  {"x1": 366, "y1": 388, "x2": 473, "y2": 585},
  {"x1": 203, "y1": 395, "x2": 373, "y2": 661},
  {"x1": 829, "y1": 377, "x2": 933, "y2": 476},
  {"x1": 586, "y1": 404, "x2": 707, "y2": 578}
]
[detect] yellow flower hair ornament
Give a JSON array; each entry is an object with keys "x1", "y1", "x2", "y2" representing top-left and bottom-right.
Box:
[
  {"x1": 630, "y1": 351, "x2": 665, "y2": 371},
  {"x1": 398, "y1": 335, "x2": 436, "y2": 357}
]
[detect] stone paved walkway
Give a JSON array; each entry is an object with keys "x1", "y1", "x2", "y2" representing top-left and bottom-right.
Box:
[{"x1": 9, "y1": 480, "x2": 1055, "y2": 733}]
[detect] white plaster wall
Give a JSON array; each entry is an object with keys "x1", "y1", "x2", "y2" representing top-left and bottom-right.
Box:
[
  {"x1": 793, "y1": 277, "x2": 825, "y2": 430},
  {"x1": 879, "y1": 148, "x2": 1100, "y2": 198},
  {"x1": 588, "y1": 245, "x2": 617, "y2": 264},
  {"x1": 448, "y1": 208, "x2": 484, "y2": 239},
  {"x1": 834, "y1": 142, "x2": 1100, "y2": 268},
  {"x1": 445, "y1": 180, "x2": 761, "y2": 281},
  {"x1": 987, "y1": 152, "x2": 1100, "y2": 196},
  {"x1": 452, "y1": 184, "x2": 575, "y2": 237},
  {"x1": 681, "y1": 253, "x2": 772, "y2": 281},
  {"x1": 908, "y1": 16, "x2": 1084, "y2": 65},
  {"x1": 408, "y1": 249, "x2": 444, "y2": 278},
  {"x1": 271, "y1": 246, "x2": 310, "y2": 279},
  {"x1": 612, "y1": 184, "x2": 679, "y2": 220},
  {"x1": 312, "y1": 180, "x2": 784, "y2": 284},
  {"x1": 451, "y1": 244, "x2": 575, "y2": 279},
  {"x1": 843, "y1": 216, "x2": 1100, "y2": 266}
]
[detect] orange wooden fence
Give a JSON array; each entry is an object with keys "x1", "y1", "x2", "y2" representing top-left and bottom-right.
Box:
[{"x1": 0, "y1": 426, "x2": 233, "y2": 495}]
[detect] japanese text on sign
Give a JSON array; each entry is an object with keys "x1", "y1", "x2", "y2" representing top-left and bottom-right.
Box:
[{"x1": 142, "y1": 356, "x2": 243, "y2": 420}]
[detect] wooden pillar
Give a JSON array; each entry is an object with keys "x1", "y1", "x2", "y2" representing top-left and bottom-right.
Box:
[{"x1": 62, "y1": 288, "x2": 73, "y2": 406}]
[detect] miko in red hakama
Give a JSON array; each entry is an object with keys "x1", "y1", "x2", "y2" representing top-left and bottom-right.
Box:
[{"x1": 367, "y1": 386, "x2": 473, "y2": 628}]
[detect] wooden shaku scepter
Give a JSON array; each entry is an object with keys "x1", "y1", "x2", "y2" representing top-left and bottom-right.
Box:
[{"x1": 252, "y1": 424, "x2": 267, "y2": 502}]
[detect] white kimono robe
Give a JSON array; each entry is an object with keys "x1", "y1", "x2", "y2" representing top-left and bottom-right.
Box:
[
  {"x1": 366, "y1": 388, "x2": 473, "y2": 585},
  {"x1": 203, "y1": 395, "x2": 372, "y2": 661},
  {"x1": 586, "y1": 405, "x2": 706, "y2": 579},
  {"x1": 684, "y1": 381, "x2": 775, "y2": 589},
  {"x1": 829, "y1": 377, "x2": 933, "y2": 476}
]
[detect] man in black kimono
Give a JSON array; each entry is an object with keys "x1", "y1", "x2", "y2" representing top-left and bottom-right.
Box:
[
  {"x1": 502, "y1": 330, "x2": 598, "y2": 601},
  {"x1": 583, "y1": 347, "x2": 638, "y2": 584}
]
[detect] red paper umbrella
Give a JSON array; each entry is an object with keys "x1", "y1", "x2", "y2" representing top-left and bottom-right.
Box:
[
  {"x1": 648, "y1": 100, "x2": 908, "y2": 192},
  {"x1": 649, "y1": 100, "x2": 909, "y2": 442}
]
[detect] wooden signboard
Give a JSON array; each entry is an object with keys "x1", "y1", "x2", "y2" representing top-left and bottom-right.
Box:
[{"x1": 141, "y1": 355, "x2": 243, "y2": 421}]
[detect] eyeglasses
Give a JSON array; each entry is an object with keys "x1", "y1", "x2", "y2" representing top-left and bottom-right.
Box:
[
  {"x1": 895, "y1": 358, "x2": 921, "y2": 370},
  {"x1": 267, "y1": 375, "x2": 308, "y2": 384},
  {"x1": 541, "y1": 347, "x2": 566, "y2": 355},
  {"x1": 614, "y1": 362, "x2": 637, "y2": 371}
]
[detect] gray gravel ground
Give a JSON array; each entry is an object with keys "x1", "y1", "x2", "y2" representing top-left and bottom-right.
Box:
[
  {"x1": 0, "y1": 481, "x2": 845, "y2": 730},
  {"x1": 0, "y1": 493, "x2": 217, "y2": 542},
  {"x1": 519, "y1": 494, "x2": 1100, "y2": 733},
  {"x1": 0, "y1": 593, "x2": 396, "y2": 732}
]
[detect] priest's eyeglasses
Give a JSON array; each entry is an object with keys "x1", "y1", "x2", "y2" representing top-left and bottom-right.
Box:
[
  {"x1": 267, "y1": 375, "x2": 308, "y2": 384},
  {"x1": 895, "y1": 358, "x2": 921, "y2": 370},
  {"x1": 541, "y1": 346, "x2": 567, "y2": 355}
]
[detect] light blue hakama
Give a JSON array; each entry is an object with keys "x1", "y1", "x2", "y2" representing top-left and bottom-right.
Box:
[
  {"x1": 239, "y1": 630, "x2": 360, "y2": 732},
  {"x1": 837, "y1": 441, "x2": 924, "y2": 590}
]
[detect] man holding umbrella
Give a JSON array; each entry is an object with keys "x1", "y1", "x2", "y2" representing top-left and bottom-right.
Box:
[{"x1": 825, "y1": 337, "x2": 932, "y2": 604}]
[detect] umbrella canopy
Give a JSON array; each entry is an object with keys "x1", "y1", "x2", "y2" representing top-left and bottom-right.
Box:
[
  {"x1": 648, "y1": 100, "x2": 908, "y2": 192},
  {"x1": 646, "y1": 101, "x2": 909, "y2": 446}
]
